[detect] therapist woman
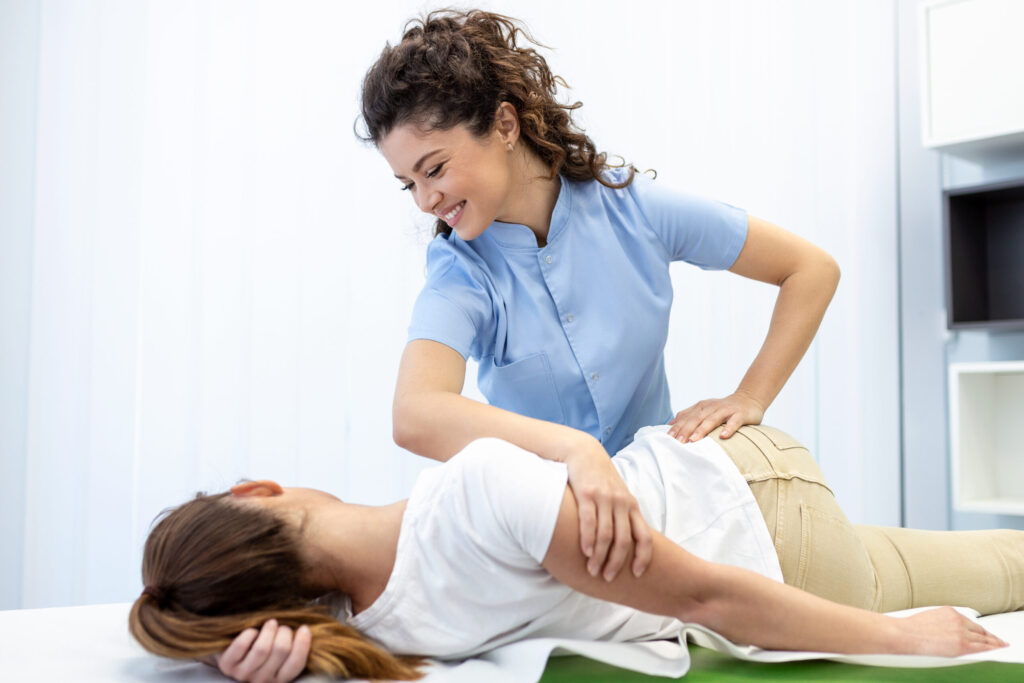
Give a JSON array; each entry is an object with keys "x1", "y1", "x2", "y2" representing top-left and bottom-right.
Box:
[
  {"x1": 368, "y1": 10, "x2": 840, "y2": 583},
  {"x1": 210, "y1": 9, "x2": 842, "y2": 679}
]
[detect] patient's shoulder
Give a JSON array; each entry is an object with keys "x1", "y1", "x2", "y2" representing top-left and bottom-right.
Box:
[{"x1": 446, "y1": 438, "x2": 568, "y2": 562}]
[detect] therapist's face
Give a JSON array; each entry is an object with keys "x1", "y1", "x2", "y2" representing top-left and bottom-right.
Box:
[{"x1": 379, "y1": 120, "x2": 514, "y2": 241}]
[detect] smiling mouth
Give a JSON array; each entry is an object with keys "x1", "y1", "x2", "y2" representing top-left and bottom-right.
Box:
[{"x1": 440, "y1": 201, "x2": 465, "y2": 222}]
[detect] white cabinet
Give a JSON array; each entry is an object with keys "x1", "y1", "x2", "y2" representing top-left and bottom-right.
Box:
[
  {"x1": 920, "y1": 0, "x2": 1024, "y2": 157},
  {"x1": 949, "y1": 361, "x2": 1024, "y2": 514}
]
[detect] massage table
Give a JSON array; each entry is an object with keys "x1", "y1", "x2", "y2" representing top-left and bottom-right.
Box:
[{"x1": 2, "y1": 603, "x2": 1023, "y2": 682}]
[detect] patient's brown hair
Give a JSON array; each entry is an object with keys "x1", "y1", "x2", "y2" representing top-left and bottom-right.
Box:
[{"x1": 128, "y1": 493, "x2": 423, "y2": 680}]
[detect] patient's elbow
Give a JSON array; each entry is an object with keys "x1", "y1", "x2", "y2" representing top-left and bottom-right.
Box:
[
  {"x1": 671, "y1": 566, "x2": 723, "y2": 627},
  {"x1": 677, "y1": 595, "x2": 716, "y2": 628}
]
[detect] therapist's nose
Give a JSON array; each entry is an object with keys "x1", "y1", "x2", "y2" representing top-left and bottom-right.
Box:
[{"x1": 415, "y1": 187, "x2": 442, "y2": 215}]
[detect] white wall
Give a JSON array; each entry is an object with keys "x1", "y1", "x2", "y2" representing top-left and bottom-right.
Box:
[
  {"x1": 1, "y1": 0, "x2": 901, "y2": 609},
  {"x1": 0, "y1": 0, "x2": 40, "y2": 612}
]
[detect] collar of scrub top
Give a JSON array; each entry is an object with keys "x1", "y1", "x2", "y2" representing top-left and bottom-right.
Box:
[{"x1": 484, "y1": 174, "x2": 572, "y2": 250}]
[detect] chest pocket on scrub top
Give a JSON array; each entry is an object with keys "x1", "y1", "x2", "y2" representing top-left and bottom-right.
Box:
[{"x1": 480, "y1": 352, "x2": 566, "y2": 424}]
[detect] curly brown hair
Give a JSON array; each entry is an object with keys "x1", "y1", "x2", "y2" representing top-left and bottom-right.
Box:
[{"x1": 358, "y1": 8, "x2": 636, "y2": 237}]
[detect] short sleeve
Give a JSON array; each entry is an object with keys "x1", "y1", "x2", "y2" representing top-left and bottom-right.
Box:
[
  {"x1": 407, "y1": 238, "x2": 495, "y2": 361},
  {"x1": 628, "y1": 174, "x2": 748, "y2": 270},
  {"x1": 452, "y1": 439, "x2": 569, "y2": 564}
]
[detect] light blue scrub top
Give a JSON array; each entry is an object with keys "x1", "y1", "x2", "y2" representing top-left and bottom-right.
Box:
[{"x1": 407, "y1": 168, "x2": 748, "y2": 455}]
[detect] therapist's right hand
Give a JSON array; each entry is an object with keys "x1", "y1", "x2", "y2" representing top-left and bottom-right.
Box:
[
  {"x1": 212, "y1": 619, "x2": 310, "y2": 683},
  {"x1": 558, "y1": 434, "x2": 653, "y2": 582}
]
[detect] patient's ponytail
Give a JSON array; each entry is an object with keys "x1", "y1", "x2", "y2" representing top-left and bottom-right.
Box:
[{"x1": 128, "y1": 493, "x2": 423, "y2": 680}]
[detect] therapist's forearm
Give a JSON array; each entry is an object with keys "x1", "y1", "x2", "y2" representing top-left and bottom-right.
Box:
[
  {"x1": 394, "y1": 389, "x2": 597, "y2": 464},
  {"x1": 734, "y1": 258, "x2": 839, "y2": 410}
]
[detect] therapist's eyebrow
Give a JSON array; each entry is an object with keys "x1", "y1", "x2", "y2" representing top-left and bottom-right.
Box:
[{"x1": 395, "y1": 149, "x2": 444, "y2": 178}]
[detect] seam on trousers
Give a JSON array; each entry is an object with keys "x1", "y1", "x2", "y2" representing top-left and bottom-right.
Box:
[
  {"x1": 871, "y1": 565, "x2": 882, "y2": 612},
  {"x1": 725, "y1": 430, "x2": 834, "y2": 495},
  {"x1": 742, "y1": 471, "x2": 834, "y2": 490},
  {"x1": 878, "y1": 528, "x2": 914, "y2": 609},
  {"x1": 993, "y1": 541, "x2": 1013, "y2": 613},
  {"x1": 775, "y1": 478, "x2": 788, "y2": 568},
  {"x1": 796, "y1": 504, "x2": 811, "y2": 589},
  {"x1": 725, "y1": 429, "x2": 774, "y2": 482},
  {"x1": 747, "y1": 425, "x2": 807, "y2": 451}
]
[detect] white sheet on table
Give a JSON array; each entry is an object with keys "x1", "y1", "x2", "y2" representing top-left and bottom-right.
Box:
[{"x1": 2, "y1": 603, "x2": 1023, "y2": 683}]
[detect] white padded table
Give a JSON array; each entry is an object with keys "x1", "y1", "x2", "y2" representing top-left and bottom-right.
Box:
[{"x1": 3, "y1": 603, "x2": 1024, "y2": 682}]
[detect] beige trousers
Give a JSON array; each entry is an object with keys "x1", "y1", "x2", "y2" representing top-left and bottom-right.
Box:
[{"x1": 712, "y1": 425, "x2": 1024, "y2": 615}]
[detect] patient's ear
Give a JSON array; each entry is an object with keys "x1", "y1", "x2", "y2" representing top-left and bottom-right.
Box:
[{"x1": 230, "y1": 480, "x2": 284, "y2": 498}]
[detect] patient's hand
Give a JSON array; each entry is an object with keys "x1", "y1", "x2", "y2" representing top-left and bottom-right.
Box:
[
  {"x1": 212, "y1": 619, "x2": 311, "y2": 683},
  {"x1": 668, "y1": 391, "x2": 765, "y2": 443},
  {"x1": 896, "y1": 607, "x2": 1007, "y2": 657},
  {"x1": 558, "y1": 433, "x2": 653, "y2": 582}
]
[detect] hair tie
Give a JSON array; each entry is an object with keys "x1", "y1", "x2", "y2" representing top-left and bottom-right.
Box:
[{"x1": 142, "y1": 585, "x2": 166, "y2": 603}]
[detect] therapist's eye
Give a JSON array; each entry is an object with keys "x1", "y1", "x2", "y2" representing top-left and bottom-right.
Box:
[
  {"x1": 400, "y1": 182, "x2": 414, "y2": 191},
  {"x1": 425, "y1": 163, "x2": 444, "y2": 179}
]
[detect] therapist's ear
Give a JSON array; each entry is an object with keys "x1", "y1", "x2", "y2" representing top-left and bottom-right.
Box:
[
  {"x1": 494, "y1": 101, "x2": 520, "y2": 149},
  {"x1": 229, "y1": 480, "x2": 284, "y2": 498}
]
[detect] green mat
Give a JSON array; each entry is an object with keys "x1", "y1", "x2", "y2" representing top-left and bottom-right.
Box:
[{"x1": 540, "y1": 646, "x2": 1024, "y2": 682}]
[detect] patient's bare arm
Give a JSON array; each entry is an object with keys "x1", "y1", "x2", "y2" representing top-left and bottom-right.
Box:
[{"x1": 541, "y1": 489, "x2": 1007, "y2": 658}]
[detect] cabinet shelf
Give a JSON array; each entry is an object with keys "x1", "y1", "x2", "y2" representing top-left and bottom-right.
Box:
[
  {"x1": 944, "y1": 178, "x2": 1024, "y2": 330},
  {"x1": 949, "y1": 362, "x2": 1024, "y2": 515},
  {"x1": 920, "y1": 0, "x2": 1024, "y2": 159}
]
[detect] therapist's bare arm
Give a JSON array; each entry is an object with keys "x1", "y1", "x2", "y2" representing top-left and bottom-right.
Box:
[
  {"x1": 542, "y1": 488, "x2": 1007, "y2": 657},
  {"x1": 393, "y1": 340, "x2": 576, "y2": 460},
  {"x1": 670, "y1": 216, "x2": 840, "y2": 442},
  {"x1": 394, "y1": 339, "x2": 652, "y2": 581}
]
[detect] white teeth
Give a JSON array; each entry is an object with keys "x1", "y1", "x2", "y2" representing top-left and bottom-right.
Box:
[{"x1": 443, "y1": 201, "x2": 465, "y2": 221}]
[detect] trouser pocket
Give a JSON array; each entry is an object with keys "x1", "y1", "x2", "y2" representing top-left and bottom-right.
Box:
[{"x1": 793, "y1": 502, "x2": 877, "y2": 610}]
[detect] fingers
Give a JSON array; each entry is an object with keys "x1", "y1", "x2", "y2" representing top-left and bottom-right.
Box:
[
  {"x1": 666, "y1": 404, "x2": 702, "y2": 442},
  {"x1": 667, "y1": 401, "x2": 726, "y2": 443},
  {"x1": 577, "y1": 498, "x2": 597, "y2": 561},
  {"x1": 630, "y1": 507, "x2": 653, "y2": 578},
  {"x1": 910, "y1": 608, "x2": 1011, "y2": 656},
  {"x1": 218, "y1": 620, "x2": 309, "y2": 683},
  {"x1": 668, "y1": 394, "x2": 765, "y2": 443},
  {"x1": 962, "y1": 617, "x2": 1008, "y2": 650},
  {"x1": 218, "y1": 627, "x2": 260, "y2": 677},
  {"x1": 565, "y1": 449, "x2": 647, "y2": 583},
  {"x1": 257, "y1": 624, "x2": 295, "y2": 682},
  {"x1": 601, "y1": 505, "x2": 633, "y2": 581},
  {"x1": 719, "y1": 412, "x2": 746, "y2": 440},
  {"x1": 588, "y1": 498, "x2": 614, "y2": 578},
  {"x1": 670, "y1": 408, "x2": 728, "y2": 443},
  {"x1": 222, "y1": 619, "x2": 278, "y2": 681},
  {"x1": 688, "y1": 414, "x2": 728, "y2": 443},
  {"x1": 962, "y1": 629, "x2": 1007, "y2": 653},
  {"x1": 275, "y1": 625, "x2": 312, "y2": 682}
]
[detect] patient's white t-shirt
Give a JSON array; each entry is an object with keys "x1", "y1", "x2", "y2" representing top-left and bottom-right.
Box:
[{"x1": 347, "y1": 426, "x2": 782, "y2": 659}]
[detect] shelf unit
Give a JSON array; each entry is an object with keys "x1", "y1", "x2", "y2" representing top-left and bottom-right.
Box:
[
  {"x1": 920, "y1": 0, "x2": 1024, "y2": 160},
  {"x1": 944, "y1": 178, "x2": 1024, "y2": 330},
  {"x1": 949, "y1": 361, "x2": 1024, "y2": 515}
]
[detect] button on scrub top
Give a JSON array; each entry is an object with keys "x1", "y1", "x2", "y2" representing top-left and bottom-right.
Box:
[{"x1": 407, "y1": 168, "x2": 748, "y2": 454}]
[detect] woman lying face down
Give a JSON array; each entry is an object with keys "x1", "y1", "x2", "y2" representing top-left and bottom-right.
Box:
[{"x1": 129, "y1": 431, "x2": 1009, "y2": 681}]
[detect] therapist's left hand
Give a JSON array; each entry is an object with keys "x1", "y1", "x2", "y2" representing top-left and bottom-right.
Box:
[{"x1": 667, "y1": 391, "x2": 765, "y2": 443}]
